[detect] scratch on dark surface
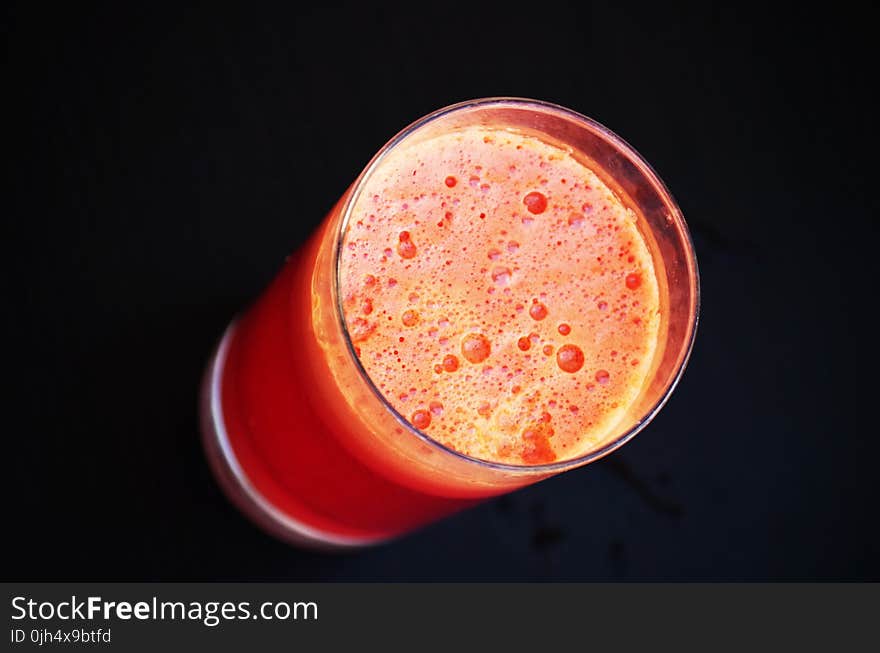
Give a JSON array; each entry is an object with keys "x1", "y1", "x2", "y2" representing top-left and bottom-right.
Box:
[
  {"x1": 532, "y1": 525, "x2": 565, "y2": 552},
  {"x1": 689, "y1": 218, "x2": 762, "y2": 262},
  {"x1": 604, "y1": 458, "x2": 684, "y2": 519},
  {"x1": 528, "y1": 500, "x2": 567, "y2": 555}
]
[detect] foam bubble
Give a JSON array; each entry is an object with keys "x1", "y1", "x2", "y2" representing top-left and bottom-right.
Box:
[
  {"x1": 491, "y1": 267, "x2": 511, "y2": 284},
  {"x1": 411, "y1": 409, "x2": 432, "y2": 430},
  {"x1": 442, "y1": 354, "x2": 460, "y2": 372},
  {"x1": 461, "y1": 334, "x2": 491, "y2": 364},
  {"x1": 523, "y1": 191, "x2": 548, "y2": 214},
  {"x1": 529, "y1": 301, "x2": 548, "y2": 321},
  {"x1": 556, "y1": 344, "x2": 585, "y2": 373},
  {"x1": 401, "y1": 309, "x2": 419, "y2": 327}
]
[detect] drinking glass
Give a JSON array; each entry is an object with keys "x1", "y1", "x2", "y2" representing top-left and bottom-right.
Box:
[{"x1": 200, "y1": 98, "x2": 700, "y2": 549}]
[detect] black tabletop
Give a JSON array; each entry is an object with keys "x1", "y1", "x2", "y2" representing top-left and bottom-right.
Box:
[{"x1": 7, "y1": 4, "x2": 876, "y2": 580}]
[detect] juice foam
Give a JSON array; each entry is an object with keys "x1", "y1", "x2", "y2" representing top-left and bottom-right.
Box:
[{"x1": 339, "y1": 126, "x2": 660, "y2": 465}]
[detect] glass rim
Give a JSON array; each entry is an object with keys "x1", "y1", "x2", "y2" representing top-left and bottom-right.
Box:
[{"x1": 333, "y1": 96, "x2": 700, "y2": 474}]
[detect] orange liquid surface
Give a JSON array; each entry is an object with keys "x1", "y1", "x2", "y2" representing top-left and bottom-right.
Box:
[{"x1": 340, "y1": 126, "x2": 660, "y2": 465}]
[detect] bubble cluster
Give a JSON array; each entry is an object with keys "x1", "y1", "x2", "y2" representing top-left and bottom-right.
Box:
[
  {"x1": 520, "y1": 420, "x2": 556, "y2": 464},
  {"x1": 338, "y1": 125, "x2": 661, "y2": 465},
  {"x1": 397, "y1": 231, "x2": 417, "y2": 259}
]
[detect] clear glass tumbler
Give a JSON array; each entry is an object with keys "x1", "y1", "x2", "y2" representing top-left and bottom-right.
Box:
[{"x1": 200, "y1": 98, "x2": 699, "y2": 549}]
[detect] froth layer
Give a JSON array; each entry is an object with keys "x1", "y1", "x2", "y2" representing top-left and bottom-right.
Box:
[{"x1": 339, "y1": 126, "x2": 660, "y2": 465}]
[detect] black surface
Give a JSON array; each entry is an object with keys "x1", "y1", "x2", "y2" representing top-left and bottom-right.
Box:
[{"x1": 6, "y1": 4, "x2": 876, "y2": 580}]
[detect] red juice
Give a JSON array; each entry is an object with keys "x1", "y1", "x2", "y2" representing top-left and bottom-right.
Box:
[{"x1": 200, "y1": 98, "x2": 699, "y2": 548}]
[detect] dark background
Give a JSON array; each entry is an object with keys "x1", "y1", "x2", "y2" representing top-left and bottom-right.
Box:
[{"x1": 6, "y1": 3, "x2": 876, "y2": 580}]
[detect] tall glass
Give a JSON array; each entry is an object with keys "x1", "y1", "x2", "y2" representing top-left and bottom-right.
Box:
[{"x1": 199, "y1": 98, "x2": 699, "y2": 549}]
